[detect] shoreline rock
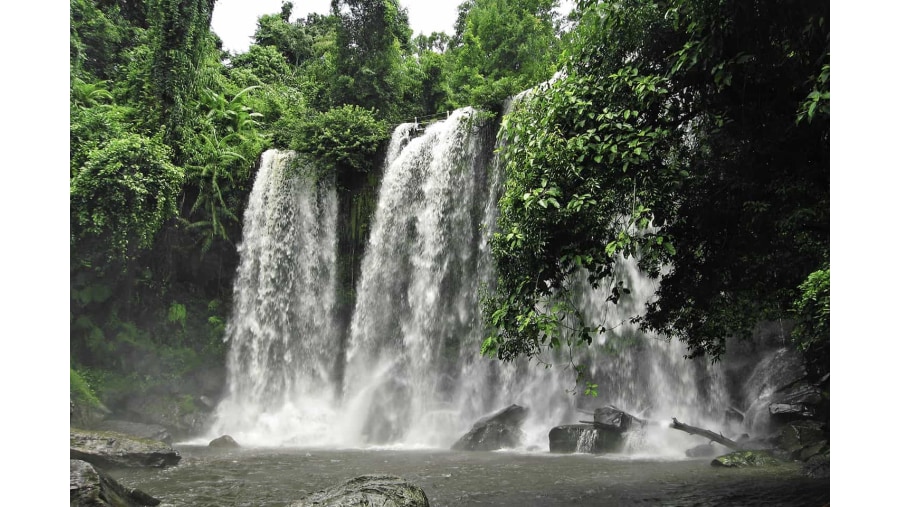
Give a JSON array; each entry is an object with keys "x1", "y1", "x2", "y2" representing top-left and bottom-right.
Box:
[
  {"x1": 70, "y1": 429, "x2": 181, "y2": 469},
  {"x1": 70, "y1": 459, "x2": 160, "y2": 506}
]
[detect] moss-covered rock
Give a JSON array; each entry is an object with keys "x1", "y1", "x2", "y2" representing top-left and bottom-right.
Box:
[
  {"x1": 290, "y1": 474, "x2": 429, "y2": 507},
  {"x1": 711, "y1": 451, "x2": 780, "y2": 468}
]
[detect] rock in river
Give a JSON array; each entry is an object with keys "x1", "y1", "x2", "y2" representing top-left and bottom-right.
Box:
[
  {"x1": 290, "y1": 474, "x2": 429, "y2": 507},
  {"x1": 209, "y1": 434, "x2": 240, "y2": 448},
  {"x1": 548, "y1": 424, "x2": 625, "y2": 454},
  {"x1": 451, "y1": 404, "x2": 528, "y2": 451}
]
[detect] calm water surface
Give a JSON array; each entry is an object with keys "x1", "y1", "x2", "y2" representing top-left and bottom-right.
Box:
[{"x1": 110, "y1": 446, "x2": 829, "y2": 506}]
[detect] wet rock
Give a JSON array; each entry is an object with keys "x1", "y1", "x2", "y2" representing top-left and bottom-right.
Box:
[
  {"x1": 209, "y1": 435, "x2": 240, "y2": 448},
  {"x1": 802, "y1": 454, "x2": 830, "y2": 479},
  {"x1": 548, "y1": 424, "x2": 624, "y2": 454},
  {"x1": 711, "y1": 451, "x2": 779, "y2": 468},
  {"x1": 451, "y1": 404, "x2": 528, "y2": 451},
  {"x1": 70, "y1": 459, "x2": 160, "y2": 506},
  {"x1": 593, "y1": 406, "x2": 641, "y2": 432},
  {"x1": 70, "y1": 429, "x2": 181, "y2": 469},
  {"x1": 290, "y1": 474, "x2": 429, "y2": 507},
  {"x1": 91, "y1": 420, "x2": 173, "y2": 445},
  {"x1": 123, "y1": 393, "x2": 211, "y2": 440},
  {"x1": 777, "y1": 420, "x2": 827, "y2": 460}
]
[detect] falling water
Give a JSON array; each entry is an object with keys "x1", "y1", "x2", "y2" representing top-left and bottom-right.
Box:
[
  {"x1": 210, "y1": 149, "x2": 339, "y2": 446},
  {"x1": 211, "y1": 109, "x2": 729, "y2": 454}
]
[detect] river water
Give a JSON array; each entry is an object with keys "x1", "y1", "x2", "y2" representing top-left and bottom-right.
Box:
[{"x1": 110, "y1": 446, "x2": 828, "y2": 506}]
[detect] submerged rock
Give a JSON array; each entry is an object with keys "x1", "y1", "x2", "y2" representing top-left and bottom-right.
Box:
[
  {"x1": 209, "y1": 435, "x2": 240, "y2": 448},
  {"x1": 451, "y1": 404, "x2": 528, "y2": 451},
  {"x1": 548, "y1": 424, "x2": 624, "y2": 454},
  {"x1": 290, "y1": 474, "x2": 429, "y2": 507},
  {"x1": 70, "y1": 429, "x2": 181, "y2": 469},
  {"x1": 70, "y1": 459, "x2": 160, "y2": 506},
  {"x1": 711, "y1": 451, "x2": 779, "y2": 468}
]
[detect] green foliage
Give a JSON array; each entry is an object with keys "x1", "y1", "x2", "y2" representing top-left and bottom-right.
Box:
[
  {"x1": 146, "y1": 0, "x2": 215, "y2": 150},
  {"x1": 445, "y1": 0, "x2": 562, "y2": 110},
  {"x1": 182, "y1": 85, "x2": 267, "y2": 250},
  {"x1": 792, "y1": 265, "x2": 829, "y2": 378},
  {"x1": 230, "y1": 45, "x2": 292, "y2": 84},
  {"x1": 331, "y1": 0, "x2": 412, "y2": 119},
  {"x1": 70, "y1": 368, "x2": 103, "y2": 408},
  {"x1": 483, "y1": 0, "x2": 830, "y2": 366},
  {"x1": 71, "y1": 133, "x2": 184, "y2": 261},
  {"x1": 289, "y1": 104, "x2": 389, "y2": 176}
]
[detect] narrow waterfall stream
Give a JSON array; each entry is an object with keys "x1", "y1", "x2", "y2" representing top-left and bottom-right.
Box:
[
  {"x1": 210, "y1": 150, "x2": 340, "y2": 446},
  {"x1": 208, "y1": 107, "x2": 728, "y2": 454}
]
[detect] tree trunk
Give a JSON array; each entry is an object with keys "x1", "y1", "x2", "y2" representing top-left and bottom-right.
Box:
[{"x1": 669, "y1": 418, "x2": 744, "y2": 451}]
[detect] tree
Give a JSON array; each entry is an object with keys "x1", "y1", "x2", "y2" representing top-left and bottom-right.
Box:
[
  {"x1": 445, "y1": 0, "x2": 562, "y2": 110},
  {"x1": 330, "y1": 0, "x2": 412, "y2": 119},
  {"x1": 71, "y1": 133, "x2": 184, "y2": 263},
  {"x1": 482, "y1": 0, "x2": 829, "y2": 368}
]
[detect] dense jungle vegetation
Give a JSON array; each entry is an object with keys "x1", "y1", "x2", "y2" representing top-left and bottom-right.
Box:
[{"x1": 69, "y1": 0, "x2": 828, "y2": 410}]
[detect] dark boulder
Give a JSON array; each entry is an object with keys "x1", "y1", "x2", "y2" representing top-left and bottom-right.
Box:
[
  {"x1": 451, "y1": 404, "x2": 528, "y2": 451},
  {"x1": 91, "y1": 420, "x2": 173, "y2": 445},
  {"x1": 711, "y1": 451, "x2": 779, "y2": 468},
  {"x1": 802, "y1": 454, "x2": 830, "y2": 479},
  {"x1": 70, "y1": 429, "x2": 181, "y2": 469},
  {"x1": 777, "y1": 420, "x2": 827, "y2": 461},
  {"x1": 767, "y1": 381, "x2": 824, "y2": 424},
  {"x1": 548, "y1": 424, "x2": 624, "y2": 454},
  {"x1": 209, "y1": 435, "x2": 240, "y2": 448},
  {"x1": 70, "y1": 459, "x2": 160, "y2": 506},
  {"x1": 289, "y1": 474, "x2": 429, "y2": 507},
  {"x1": 593, "y1": 405, "x2": 641, "y2": 432}
]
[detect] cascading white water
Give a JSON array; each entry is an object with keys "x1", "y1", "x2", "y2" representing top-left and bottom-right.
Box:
[
  {"x1": 209, "y1": 149, "x2": 340, "y2": 446},
  {"x1": 210, "y1": 109, "x2": 729, "y2": 454},
  {"x1": 340, "y1": 108, "x2": 502, "y2": 447}
]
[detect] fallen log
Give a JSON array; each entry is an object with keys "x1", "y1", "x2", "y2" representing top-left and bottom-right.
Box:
[{"x1": 669, "y1": 418, "x2": 744, "y2": 451}]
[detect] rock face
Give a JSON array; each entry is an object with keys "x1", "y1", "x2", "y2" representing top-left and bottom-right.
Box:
[
  {"x1": 209, "y1": 435, "x2": 240, "y2": 448},
  {"x1": 70, "y1": 429, "x2": 181, "y2": 469},
  {"x1": 548, "y1": 424, "x2": 624, "y2": 454},
  {"x1": 711, "y1": 451, "x2": 779, "y2": 468},
  {"x1": 290, "y1": 474, "x2": 429, "y2": 507},
  {"x1": 123, "y1": 394, "x2": 212, "y2": 440},
  {"x1": 451, "y1": 404, "x2": 528, "y2": 451},
  {"x1": 778, "y1": 420, "x2": 827, "y2": 461},
  {"x1": 70, "y1": 459, "x2": 160, "y2": 506},
  {"x1": 91, "y1": 420, "x2": 173, "y2": 445},
  {"x1": 802, "y1": 454, "x2": 830, "y2": 479}
]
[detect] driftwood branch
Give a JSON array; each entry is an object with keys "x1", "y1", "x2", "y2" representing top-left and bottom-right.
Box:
[{"x1": 669, "y1": 418, "x2": 743, "y2": 451}]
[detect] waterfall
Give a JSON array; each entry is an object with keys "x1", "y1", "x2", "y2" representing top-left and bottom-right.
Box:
[
  {"x1": 211, "y1": 109, "x2": 728, "y2": 454},
  {"x1": 210, "y1": 149, "x2": 340, "y2": 446}
]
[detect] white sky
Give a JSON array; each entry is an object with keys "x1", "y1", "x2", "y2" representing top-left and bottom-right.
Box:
[{"x1": 212, "y1": 0, "x2": 463, "y2": 54}]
